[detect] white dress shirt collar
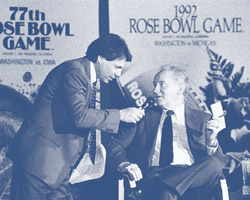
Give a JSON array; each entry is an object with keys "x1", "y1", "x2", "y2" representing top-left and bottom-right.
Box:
[
  {"x1": 163, "y1": 103, "x2": 185, "y2": 124},
  {"x1": 90, "y1": 61, "x2": 97, "y2": 85}
]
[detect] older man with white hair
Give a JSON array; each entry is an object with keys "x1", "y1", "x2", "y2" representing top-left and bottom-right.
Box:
[{"x1": 107, "y1": 65, "x2": 225, "y2": 200}]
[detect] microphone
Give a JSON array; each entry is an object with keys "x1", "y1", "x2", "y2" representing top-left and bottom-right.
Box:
[{"x1": 140, "y1": 97, "x2": 155, "y2": 110}]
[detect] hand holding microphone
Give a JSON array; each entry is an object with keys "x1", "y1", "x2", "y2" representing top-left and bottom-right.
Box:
[
  {"x1": 119, "y1": 108, "x2": 145, "y2": 123},
  {"x1": 119, "y1": 97, "x2": 155, "y2": 123}
]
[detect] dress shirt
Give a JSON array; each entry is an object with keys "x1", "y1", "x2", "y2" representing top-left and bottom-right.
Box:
[
  {"x1": 152, "y1": 104, "x2": 194, "y2": 166},
  {"x1": 90, "y1": 61, "x2": 97, "y2": 85}
]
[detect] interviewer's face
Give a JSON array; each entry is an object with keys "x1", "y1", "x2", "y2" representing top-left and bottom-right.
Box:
[
  {"x1": 153, "y1": 71, "x2": 185, "y2": 110},
  {"x1": 96, "y1": 56, "x2": 126, "y2": 83}
]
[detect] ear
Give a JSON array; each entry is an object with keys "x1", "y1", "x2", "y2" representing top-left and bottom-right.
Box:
[
  {"x1": 97, "y1": 55, "x2": 105, "y2": 64},
  {"x1": 177, "y1": 84, "x2": 186, "y2": 96}
]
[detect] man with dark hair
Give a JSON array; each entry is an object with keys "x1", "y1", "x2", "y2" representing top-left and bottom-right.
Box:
[
  {"x1": 107, "y1": 65, "x2": 225, "y2": 200},
  {"x1": 8, "y1": 33, "x2": 144, "y2": 199},
  {"x1": 86, "y1": 33, "x2": 132, "y2": 63}
]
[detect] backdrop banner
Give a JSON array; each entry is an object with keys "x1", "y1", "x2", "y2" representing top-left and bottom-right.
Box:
[
  {"x1": 0, "y1": 0, "x2": 98, "y2": 101},
  {"x1": 0, "y1": 1, "x2": 98, "y2": 199},
  {"x1": 109, "y1": 0, "x2": 250, "y2": 108}
]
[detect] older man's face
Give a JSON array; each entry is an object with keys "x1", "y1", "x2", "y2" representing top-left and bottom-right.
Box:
[{"x1": 153, "y1": 71, "x2": 185, "y2": 110}]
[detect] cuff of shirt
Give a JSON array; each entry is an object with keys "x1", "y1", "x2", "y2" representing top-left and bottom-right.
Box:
[
  {"x1": 206, "y1": 140, "x2": 218, "y2": 155},
  {"x1": 118, "y1": 162, "x2": 131, "y2": 173}
]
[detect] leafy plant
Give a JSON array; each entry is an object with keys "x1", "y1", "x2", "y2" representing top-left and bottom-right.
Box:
[{"x1": 200, "y1": 47, "x2": 248, "y2": 107}]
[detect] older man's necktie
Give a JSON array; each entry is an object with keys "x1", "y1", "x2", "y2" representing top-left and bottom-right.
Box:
[{"x1": 159, "y1": 110, "x2": 174, "y2": 167}]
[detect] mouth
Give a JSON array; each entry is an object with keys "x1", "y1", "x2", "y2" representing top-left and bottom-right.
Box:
[
  {"x1": 109, "y1": 75, "x2": 116, "y2": 81},
  {"x1": 155, "y1": 95, "x2": 162, "y2": 99},
  {"x1": 105, "y1": 76, "x2": 113, "y2": 83}
]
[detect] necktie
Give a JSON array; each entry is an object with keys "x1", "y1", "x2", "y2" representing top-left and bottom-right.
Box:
[
  {"x1": 159, "y1": 110, "x2": 174, "y2": 167},
  {"x1": 89, "y1": 82, "x2": 97, "y2": 164}
]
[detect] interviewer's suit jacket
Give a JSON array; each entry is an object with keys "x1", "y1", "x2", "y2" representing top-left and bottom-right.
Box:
[
  {"x1": 107, "y1": 103, "x2": 225, "y2": 177},
  {"x1": 8, "y1": 57, "x2": 120, "y2": 188}
]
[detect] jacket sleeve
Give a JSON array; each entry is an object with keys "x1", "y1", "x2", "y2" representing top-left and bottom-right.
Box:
[
  {"x1": 107, "y1": 122, "x2": 137, "y2": 172},
  {"x1": 63, "y1": 68, "x2": 120, "y2": 134}
]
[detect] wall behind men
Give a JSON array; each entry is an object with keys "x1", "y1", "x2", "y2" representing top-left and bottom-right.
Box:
[{"x1": 109, "y1": 0, "x2": 250, "y2": 107}]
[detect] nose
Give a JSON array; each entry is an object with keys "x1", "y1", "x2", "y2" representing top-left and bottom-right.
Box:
[
  {"x1": 153, "y1": 84, "x2": 160, "y2": 95},
  {"x1": 115, "y1": 69, "x2": 123, "y2": 77}
]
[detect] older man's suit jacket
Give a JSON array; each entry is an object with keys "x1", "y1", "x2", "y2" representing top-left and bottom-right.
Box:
[
  {"x1": 107, "y1": 103, "x2": 224, "y2": 176},
  {"x1": 8, "y1": 57, "x2": 120, "y2": 188}
]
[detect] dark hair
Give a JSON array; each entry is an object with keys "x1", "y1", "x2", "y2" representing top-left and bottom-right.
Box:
[{"x1": 86, "y1": 33, "x2": 132, "y2": 62}]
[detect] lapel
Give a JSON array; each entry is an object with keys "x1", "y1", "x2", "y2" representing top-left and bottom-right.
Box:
[
  {"x1": 81, "y1": 57, "x2": 91, "y2": 80},
  {"x1": 80, "y1": 57, "x2": 92, "y2": 108},
  {"x1": 145, "y1": 107, "x2": 162, "y2": 167},
  {"x1": 185, "y1": 102, "x2": 212, "y2": 155},
  {"x1": 185, "y1": 104, "x2": 202, "y2": 136},
  {"x1": 185, "y1": 102, "x2": 212, "y2": 136}
]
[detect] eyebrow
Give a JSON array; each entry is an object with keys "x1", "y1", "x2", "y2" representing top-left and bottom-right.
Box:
[
  {"x1": 116, "y1": 65, "x2": 123, "y2": 69},
  {"x1": 153, "y1": 80, "x2": 165, "y2": 84}
]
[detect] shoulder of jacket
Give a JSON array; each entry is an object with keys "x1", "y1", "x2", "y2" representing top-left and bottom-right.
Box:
[
  {"x1": 63, "y1": 57, "x2": 84, "y2": 69},
  {"x1": 145, "y1": 106, "x2": 161, "y2": 114}
]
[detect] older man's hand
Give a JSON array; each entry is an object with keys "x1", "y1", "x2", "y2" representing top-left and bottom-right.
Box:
[
  {"x1": 205, "y1": 118, "x2": 222, "y2": 146},
  {"x1": 118, "y1": 162, "x2": 143, "y2": 182}
]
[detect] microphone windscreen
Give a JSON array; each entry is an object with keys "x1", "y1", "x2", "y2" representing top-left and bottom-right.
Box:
[{"x1": 141, "y1": 97, "x2": 155, "y2": 109}]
